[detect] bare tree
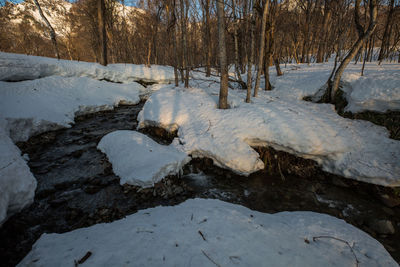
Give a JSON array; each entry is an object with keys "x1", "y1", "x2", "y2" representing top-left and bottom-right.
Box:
[
  {"x1": 315, "y1": 0, "x2": 378, "y2": 103},
  {"x1": 217, "y1": 0, "x2": 228, "y2": 109},
  {"x1": 232, "y1": 0, "x2": 243, "y2": 84},
  {"x1": 254, "y1": 0, "x2": 270, "y2": 97},
  {"x1": 204, "y1": 0, "x2": 212, "y2": 77},
  {"x1": 33, "y1": 0, "x2": 60, "y2": 59},
  {"x1": 378, "y1": 0, "x2": 395, "y2": 63},
  {"x1": 246, "y1": 1, "x2": 256, "y2": 103},
  {"x1": 98, "y1": 0, "x2": 107, "y2": 65},
  {"x1": 316, "y1": 0, "x2": 331, "y2": 63}
]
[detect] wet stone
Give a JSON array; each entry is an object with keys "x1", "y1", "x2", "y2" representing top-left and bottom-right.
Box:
[{"x1": 368, "y1": 220, "x2": 396, "y2": 235}]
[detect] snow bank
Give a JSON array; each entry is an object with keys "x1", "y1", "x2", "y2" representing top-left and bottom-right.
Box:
[
  {"x1": 269, "y1": 62, "x2": 400, "y2": 113},
  {"x1": 18, "y1": 198, "x2": 397, "y2": 267},
  {"x1": 0, "y1": 52, "x2": 175, "y2": 83},
  {"x1": 138, "y1": 85, "x2": 400, "y2": 186},
  {"x1": 342, "y1": 65, "x2": 400, "y2": 113},
  {"x1": 0, "y1": 76, "x2": 142, "y2": 142},
  {"x1": 97, "y1": 131, "x2": 190, "y2": 188},
  {"x1": 0, "y1": 118, "x2": 36, "y2": 226}
]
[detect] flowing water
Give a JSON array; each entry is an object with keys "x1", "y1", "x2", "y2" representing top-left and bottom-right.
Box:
[{"x1": 0, "y1": 102, "x2": 399, "y2": 266}]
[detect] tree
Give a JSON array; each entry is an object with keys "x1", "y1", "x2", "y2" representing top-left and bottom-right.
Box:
[
  {"x1": 253, "y1": 0, "x2": 270, "y2": 97},
  {"x1": 231, "y1": 0, "x2": 243, "y2": 85},
  {"x1": 217, "y1": 0, "x2": 228, "y2": 109},
  {"x1": 378, "y1": 0, "x2": 395, "y2": 63},
  {"x1": 316, "y1": 0, "x2": 332, "y2": 63},
  {"x1": 315, "y1": 0, "x2": 378, "y2": 104},
  {"x1": 246, "y1": 1, "x2": 256, "y2": 103},
  {"x1": 33, "y1": 0, "x2": 60, "y2": 59},
  {"x1": 98, "y1": 0, "x2": 107, "y2": 66},
  {"x1": 203, "y1": 0, "x2": 212, "y2": 77}
]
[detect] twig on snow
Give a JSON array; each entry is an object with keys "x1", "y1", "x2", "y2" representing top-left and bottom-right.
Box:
[
  {"x1": 198, "y1": 230, "x2": 207, "y2": 241},
  {"x1": 201, "y1": 250, "x2": 221, "y2": 267},
  {"x1": 0, "y1": 161, "x2": 15, "y2": 172},
  {"x1": 74, "y1": 251, "x2": 92, "y2": 266},
  {"x1": 313, "y1": 236, "x2": 359, "y2": 267}
]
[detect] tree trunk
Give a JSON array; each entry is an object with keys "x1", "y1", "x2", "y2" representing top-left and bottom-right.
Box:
[
  {"x1": 167, "y1": 0, "x2": 179, "y2": 86},
  {"x1": 217, "y1": 0, "x2": 228, "y2": 109},
  {"x1": 378, "y1": 0, "x2": 395, "y2": 63},
  {"x1": 205, "y1": 0, "x2": 212, "y2": 77},
  {"x1": 232, "y1": 0, "x2": 243, "y2": 85},
  {"x1": 246, "y1": 4, "x2": 255, "y2": 103},
  {"x1": 184, "y1": 0, "x2": 189, "y2": 88},
  {"x1": 33, "y1": 0, "x2": 60, "y2": 60},
  {"x1": 180, "y1": 0, "x2": 189, "y2": 87},
  {"x1": 328, "y1": 0, "x2": 377, "y2": 103},
  {"x1": 316, "y1": 0, "x2": 331, "y2": 63},
  {"x1": 97, "y1": 0, "x2": 107, "y2": 66},
  {"x1": 274, "y1": 58, "x2": 282, "y2": 76},
  {"x1": 254, "y1": 0, "x2": 270, "y2": 97},
  {"x1": 146, "y1": 41, "x2": 152, "y2": 67}
]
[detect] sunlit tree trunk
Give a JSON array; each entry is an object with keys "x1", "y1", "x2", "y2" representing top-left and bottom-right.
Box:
[
  {"x1": 327, "y1": 0, "x2": 377, "y2": 103},
  {"x1": 246, "y1": 2, "x2": 255, "y2": 103},
  {"x1": 378, "y1": 0, "x2": 395, "y2": 63},
  {"x1": 205, "y1": 0, "x2": 212, "y2": 77},
  {"x1": 217, "y1": 0, "x2": 228, "y2": 109},
  {"x1": 317, "y1": 0, "x2": 331, "y2": 63},
  {"x1": 97, "y1": 0, "x2": 107, "y2": 66},
  {"x1": 254, "y1": 0, "x2": 270, "y2": 97},
  {"x1": 33, "y1": 0, "x2": 60, "y2": 60}
]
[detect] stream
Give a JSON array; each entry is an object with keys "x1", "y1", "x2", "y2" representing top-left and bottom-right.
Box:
[{"x1": 0, "y1": 102, "x2": 399, "y2": 266}]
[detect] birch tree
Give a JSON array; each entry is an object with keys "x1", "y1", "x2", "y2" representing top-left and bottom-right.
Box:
[{"x1": 33, "y1": 0, "x2": 60, "y2": 59}]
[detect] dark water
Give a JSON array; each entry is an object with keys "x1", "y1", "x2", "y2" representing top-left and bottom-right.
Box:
[{"x1": 0, "y1": 103, "x2": 399, "y2": 266}]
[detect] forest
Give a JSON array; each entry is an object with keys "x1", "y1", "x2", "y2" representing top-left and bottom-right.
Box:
[{"x1": 0, "y1": 0, "x2": 399, "y2": 266}]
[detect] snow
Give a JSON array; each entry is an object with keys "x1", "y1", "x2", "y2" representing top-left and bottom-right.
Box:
[
  {"x1": 0, "y1": 52, "x2": 163, "y2": 225},
  {"x1": 0, "y1": 76, "x2": 142, "y2": 142},
  {"x1": 97, "y1": 131, "x2": 190, "y2": 188},
  {"x1": 138, "y1": 68, "x2": 400, "y2": 186},
  {"x1": 0, "y1": 52, "x2": 175, "y2": 84},
  {"x1": 268, "y1": 62, "x2": 400, "y2": 113},
  {"x1": 18, "y1": 198, "x2": 397, "y2": 267},
  {"x1": 341, "y1": 65, "x2": 400, "y2": 113},
  {"x1": 0, "y1": 118, "x2": 36, "y2": 226}
]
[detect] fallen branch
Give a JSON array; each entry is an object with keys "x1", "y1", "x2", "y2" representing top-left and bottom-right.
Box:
[
  {"x1": 74, "y1": 251, "x2": 92, "y2": 266},
  {"x1": 198, "y1": 230, "x2": 207, "y2": 241},
  {"x1": 201, "y1": 250, "x2": 221, "y2": 267},
  {"x1": 313, "y1": 236, "x2": 359, "y2": 267}
]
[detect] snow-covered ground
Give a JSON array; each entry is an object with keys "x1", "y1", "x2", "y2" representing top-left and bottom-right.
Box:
[
  {"x1": 0, "y1": 52, "x2": 399, "y2": 228},
  {"x1": 139, "y1": 62, "x2": 400, "y2": 186},
  {"x1": 0, "y1": 118, "x2": 36, "y2": 226},
  {"x1": 0, "y1": 52, "x2": 175, "y2": 83},
  {"x1": 269, "y1": 62, "x2": 400, "y2": 113},
  {"x1": 98, "y1": 131, "x2": 190, "y2": 188},
  {"x1": 18, "y1": 198, "x2": 397, "y2": 267},
  {"x1": 0, "y1": 52, "x2": 174, "y2": 224},
  {"x1": 0, "y1": 76, "x2": 142, "y2": 142}
]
